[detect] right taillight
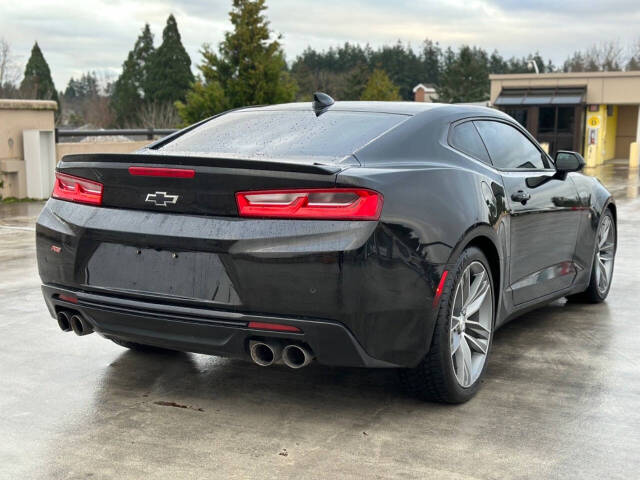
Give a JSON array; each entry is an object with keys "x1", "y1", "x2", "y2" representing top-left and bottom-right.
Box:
[
  {"x1": 52, "y1": 171, "x2": 103, "y2": 206},
  {"x1": 236, "y1": 188, "x2": 383, "y2": 220}
]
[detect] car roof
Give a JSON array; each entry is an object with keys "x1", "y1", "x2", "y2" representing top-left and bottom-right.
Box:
[{"x1": 240, "y1": 101, "x2": 507, "y2": 119}]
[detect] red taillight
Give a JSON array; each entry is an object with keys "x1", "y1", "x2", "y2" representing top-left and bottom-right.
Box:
[
  {"x1": 52, "y1": 172, "x2": 103, "y2": 206},
  {"x1": 236, "y1": 188, "x2": 383, "y2": 220},
  {"x1": 248, "y1": 322, "x2": 302, "y2": 333},
  {"x1": 128, "y1": 166, "x2": 195, "y2": 178}
]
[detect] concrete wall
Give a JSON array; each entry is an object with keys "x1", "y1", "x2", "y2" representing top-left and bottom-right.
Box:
[
  {"x1": 0, "y1": 99, "x2": 57, "y2": 198},
  {"x1": 1, "y1": 98, "x2": 152, "y2": 199},
  {"x1": 56, "y1": 140, "x2": 149, "y2": 164}
]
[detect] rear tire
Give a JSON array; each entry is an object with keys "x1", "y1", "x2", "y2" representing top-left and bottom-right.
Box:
[
  {"x1": 110, "y1": 338, "x2": 174, "y2": 353},
  {"x1": 567, "y1": 209, "x2": 616, "y2": 304},
  {"x1": 399, "y1": 246, "x2": 495, "y2": 404}
]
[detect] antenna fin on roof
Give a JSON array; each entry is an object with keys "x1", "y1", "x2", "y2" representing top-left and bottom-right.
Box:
[{"x1": 312, "y1": 92, "x2": 335, "y2": 116}]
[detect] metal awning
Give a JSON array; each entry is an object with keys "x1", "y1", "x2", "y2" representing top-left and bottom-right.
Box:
[{"x1": 495, "y1": 87, "x2": 586, "y2": 106}]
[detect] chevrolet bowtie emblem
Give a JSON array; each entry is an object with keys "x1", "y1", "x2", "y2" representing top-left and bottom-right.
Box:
[{"x1": 145, "y1": 191, "x2": 179, "y2": 207}]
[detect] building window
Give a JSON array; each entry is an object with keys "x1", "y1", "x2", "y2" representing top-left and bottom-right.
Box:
[
  {"x1": 505, "y1": 108, "x2": 528, "y2": 128},
  {"x1": 538, "y1": 107, "x2": 555, "y2": 133},
  {"x1": 557, "y1": 107, "x2": 575, "y2": 133}
]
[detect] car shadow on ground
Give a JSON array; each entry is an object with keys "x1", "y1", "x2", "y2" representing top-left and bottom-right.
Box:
[{"x1": 86, "y1": 296, "x2": 611, "y2": 416}]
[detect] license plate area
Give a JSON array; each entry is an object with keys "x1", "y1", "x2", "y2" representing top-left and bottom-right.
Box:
[{"x1": 85, "y1": 243, "x2": 241, "y2": 304}]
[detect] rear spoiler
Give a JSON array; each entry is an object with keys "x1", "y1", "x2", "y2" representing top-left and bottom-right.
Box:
[{"x1": 59, "y1": 153, "x2": 342, "y2": 175}]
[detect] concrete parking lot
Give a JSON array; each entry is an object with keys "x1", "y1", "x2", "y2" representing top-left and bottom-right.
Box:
[{"x1": 1, "y1": 162, "x2": 639, "y2": 480}]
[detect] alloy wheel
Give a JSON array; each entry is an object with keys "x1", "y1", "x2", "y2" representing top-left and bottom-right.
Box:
[
  {"x1": 450, "y1": 261, "x2": 493, "y2": 388},
  {"x1": 596, "y1": 215, "x2": 615, "y2": 294}
]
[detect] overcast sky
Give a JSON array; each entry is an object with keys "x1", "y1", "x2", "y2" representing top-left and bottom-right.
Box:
[{"x1": 1, "y1": 0, "x2": 639, "y2": 90}]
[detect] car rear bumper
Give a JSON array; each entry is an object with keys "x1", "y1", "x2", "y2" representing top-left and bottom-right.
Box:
[
  {"x1": 42, "y1": 284, "x2": 398, "y2": 368},
  {"x1": 36, "y1": 199, "x2": 445, "y2": 367}
]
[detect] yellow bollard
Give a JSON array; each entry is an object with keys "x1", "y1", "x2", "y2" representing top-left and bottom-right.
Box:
[{"x1": 630, "y1": 142, "x2": 639, "y2": 169}]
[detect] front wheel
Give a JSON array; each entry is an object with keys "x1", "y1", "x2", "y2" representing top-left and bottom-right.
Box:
[{"x1": 400, "y1": 246, "x2": 495, "y2": 403}]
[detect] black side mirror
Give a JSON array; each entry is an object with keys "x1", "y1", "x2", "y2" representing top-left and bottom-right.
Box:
[{"x1": 555, "y1": 151, "x2": 585, "y2": 173}]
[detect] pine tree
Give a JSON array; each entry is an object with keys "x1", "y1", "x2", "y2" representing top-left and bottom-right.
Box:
[
  {"x1": 145, "y1": 15, "x2": 193, "y2": 104},
  {"x1": 64, "y1": 72, "x2": 99, "y2": 101},
  {"x1": 177, "y1": 0, "x2": 297, "y2": 124},
  {"x1": 360, "y1": 69, "x2": 401, "y2": 101},
  {"x1": 343, "y1": 63, "x2": 370, "y2": 100},
  {"x1": 368, "y1": 41, "x2": 422, "y2": 100},
  {"x1": 435, "y1": 46, "x2": 489, "y2": 103},
  {"x1": 110, "y1": 24, "x2": 155, "y2": 126},
  {"x1": 20, "y1": 42, "x2": 59, "y2": 106},
  {"x1": 421, "y1": 40, "x2": 442, "y2": 86}
]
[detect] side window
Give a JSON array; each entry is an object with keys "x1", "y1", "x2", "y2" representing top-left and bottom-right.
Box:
[
  {"x1": 449, "y1": 121, "x2": 491, "y2": 164},
  {"x1": 474, "y1": 120, "x2": 548, "y2": 170}
]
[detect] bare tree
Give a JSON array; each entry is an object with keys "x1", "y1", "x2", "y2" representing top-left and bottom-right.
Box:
[
  {"x1": 627, "y1": 38, "x2": 640, "y2": 71},
  {"x1": 597, "y1": 41, "x2": 623, "y2": 71},
  {"x1": 564, "y1": 41, "x2": 624, "y2": 72},
  {"x1": 136, "y1": 101, "x2": 180, "y2": 129},
  {"x1": 0, "y1": 37, "x2": 21, "y2": 96}
]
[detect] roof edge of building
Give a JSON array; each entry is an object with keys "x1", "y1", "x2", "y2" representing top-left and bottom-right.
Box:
[{"x1": 490, "y1": 71, "x2": 640, "y2": 81}]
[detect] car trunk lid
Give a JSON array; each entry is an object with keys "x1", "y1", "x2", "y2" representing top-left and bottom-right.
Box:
[{"x1": 56, "y1": 153, "x2": 343, "y2": 216}]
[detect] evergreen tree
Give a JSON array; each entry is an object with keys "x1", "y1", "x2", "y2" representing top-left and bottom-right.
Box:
[
  {"x1": 343, "y1": 62, "x2": 370, "y2": 100},
  {"x1": 563, "y1": 51, "x2": 586, "y2": 72},
  {"x1": 489, "y1": 50, "x2": 509, "y2": 74},
  {"x1": 360, "y1": 69, "x2": 401, "y2": 101},
  {"x1": 20, "y1": 42, "x2": 59, "y2": 106},
  {"x1": 110, "y1": 24, "x2": 155, "y2": 126},
  {"x1": 178, "y1": 79, "x2": 227, "y2": 124},
  {"x1": 420, "y1": 40, "x2": 442, "y2": 86},
  {"x1": 369, "y1": 41, "x2": 422, "y2": 100},
  {"x1": 64, "y1": 72, "x2": 99, "y2": 101},
  {"x1": 177, "y1": 0, "x2": 297, "y2": 124},
  {"x1": 145, "y1": 15, "x2": 193, "y2": 104},
  {"x1": 436, "y1": 46, "x2": 489, "y2": 103}
]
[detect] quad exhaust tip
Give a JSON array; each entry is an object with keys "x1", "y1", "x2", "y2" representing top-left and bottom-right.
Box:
[
  {"x1": 56, "y1": 311, "x2": 72, "y2": 332},
  {"x1": 249, "y1": 340, "x2": 282, "y2": 367},
  {"x1": 69, "y1": 313, "x2": 94, "y2": 336},
  {"x1": 249, "y1": 340, "x2": 314, "y2": 368},
  {"x1": 282, "y1": 344, "x2": 313, "y2": 369}
]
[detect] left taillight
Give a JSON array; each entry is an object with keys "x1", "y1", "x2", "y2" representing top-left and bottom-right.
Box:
[
  {"x1": 52, "y1": 171, "x2": 103, "y2": 206},
  {"x1": 236, "y1": 188, "x2": 383, "y2": 220}
]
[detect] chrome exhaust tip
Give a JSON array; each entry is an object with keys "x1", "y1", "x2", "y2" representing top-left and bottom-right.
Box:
[
  {"x1": 69, "y1": 314, "x2": 94, "y2": 336},
  {"x1": 282, "y1": 344, "x2": 313, "y2": 369},
  {"x1": 249, "y1": 340, "x2": 282, "y2": 366},
  {"x1": 56, "y1": 311, "x2": 72, "y2": 332}
]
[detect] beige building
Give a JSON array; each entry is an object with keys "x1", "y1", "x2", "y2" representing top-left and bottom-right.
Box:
[{"x1": 490, "y1": 71, "x2": 640, "y2": 167}]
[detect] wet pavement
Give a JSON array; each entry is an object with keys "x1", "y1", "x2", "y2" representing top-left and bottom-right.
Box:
[{"x1": 1, "y1": 165, "x2": 639, "y2": 479}]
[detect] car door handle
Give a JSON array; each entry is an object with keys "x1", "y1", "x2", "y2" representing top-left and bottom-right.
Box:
[{"x1": 511, "y1": 190, "x2": 531, "y2": 204}]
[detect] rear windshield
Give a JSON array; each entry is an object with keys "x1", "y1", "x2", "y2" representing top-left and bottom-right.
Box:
[{"x1": 157, "y1": 110, "x2": 409, "y2": 162}]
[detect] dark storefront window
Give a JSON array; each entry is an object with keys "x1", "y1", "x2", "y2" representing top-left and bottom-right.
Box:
[
  {"x1": 496, "y1": 87, "x2": 584, "y2": 156},
  {"x1": 505, "y1": 108, "x2": 528, "y2": 128},
  {"x1": 536, "y1": 106, "x2": 579, "y2": 155},
  {"x1": 556, "y1": 107, "x2": 575, "y2": 133},
  {"x1": 538, "y1": 107, "x2": 555, "y2": 133}
]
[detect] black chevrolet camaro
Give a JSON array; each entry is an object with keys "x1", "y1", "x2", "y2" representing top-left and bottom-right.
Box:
[{"x1": 36, "y1": 95, "x2": 617, "y2": 403}]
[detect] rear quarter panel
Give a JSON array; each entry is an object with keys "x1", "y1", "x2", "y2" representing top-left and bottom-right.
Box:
[{"x1": 336, "y1": 147, "x2": 510, "y2": 355}]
